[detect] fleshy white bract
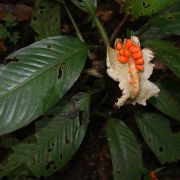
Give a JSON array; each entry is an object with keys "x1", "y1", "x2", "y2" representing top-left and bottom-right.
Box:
[{"x1": 106, "y1": 36, "x2": 160, "y2": 108}]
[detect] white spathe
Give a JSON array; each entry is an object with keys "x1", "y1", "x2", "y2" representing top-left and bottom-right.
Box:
[{"x1": 106, "y1": 36, "x2": 160, "y2": 108}]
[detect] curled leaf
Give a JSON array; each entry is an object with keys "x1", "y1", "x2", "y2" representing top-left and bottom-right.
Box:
[{"x1": 106, "y1": 36, "x2": 159, "y2": 108}]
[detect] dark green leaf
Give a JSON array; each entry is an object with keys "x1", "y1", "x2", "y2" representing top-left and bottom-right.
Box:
[
  {"x1": 123, "y1": 0, "x2": 172, "y2": 16},
  {"x1": 71, "y1": 0, "x2": 97, "y2": 13},
  {"x1": 138, "y1": 12, "x2": 180, "y2": 40},
  {"x1": 135, "y1": 112, "x2": 180, "y2": 164},
  {"x1": 149, "y1": 82, "x2": 180, "y2": 121},
  {"x1": 106, "y1": 119, "x2": 143, "y2": 180},
  {"x1": 0, "y1": 36, "x2": 88, "y2": 136},
  {"x1": 143, "y1": 40, "x2": 180, "y2": 77},
  {"x1": 0, "y1": 92, "x2": 90, "y2": 178},
  {"x1": 31, "y1": 0, "x2": 61, "y2": 40}
]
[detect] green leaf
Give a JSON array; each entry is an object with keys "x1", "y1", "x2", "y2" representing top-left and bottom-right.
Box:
[
  {"x1": 138, "y1": 12, "x2": 180, "y2": 40},
  {"x1": 0, "y1": 36, "x2": 88, "y2": 136},
  {"x1": 145, "y1": 12, "x2": 180, "y2": 36},
  {"x1": 31, "y1": 0, "x2": 61, "y2": 40},
  {"x1": 135, "y1": 112, "x2": 180, "y2": 164},
  {"x1": 106, "y1": 119, "x2": 143, "y2": 180},
  {"x1": 0, "y1": 92, "x2": 90, "y2": 178},
  {"x1": 149, "y1": 82, "x2": 180, "y2": 121},
  {"x1": 124, "y1": 0, "x2": 172, "y2": 16},
  {"x1": 143, "y1": 40, "x2": 180, "y2": 77},
  {"x1": 71, "y1": 0, "x2": 97, "y2": 13}
]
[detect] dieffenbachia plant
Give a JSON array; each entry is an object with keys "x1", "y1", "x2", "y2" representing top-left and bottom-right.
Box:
[{"x1": 106, "y1": 36, "x2": 160, "y2": 108}]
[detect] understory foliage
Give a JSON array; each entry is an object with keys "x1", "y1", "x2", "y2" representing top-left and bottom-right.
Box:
[{"x1": 0, "y1": 0, "x2": 180, "y2": 179}]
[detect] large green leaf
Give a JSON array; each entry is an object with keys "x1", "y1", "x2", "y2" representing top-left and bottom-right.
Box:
[
  {"x1": 135, "y1": 112, "x2": 180, "y2": 164},
  {"x1": 0, "y1": 92, "x2": 90, "y2": 178},
  {"x1": 123, "y1": 0, "x2": 172, "y2": 16},
  {"x1": 31, "y1": 0, "x2": 61, "y2": 40},
  {"x1": 106, "y1": 119, "x2": 143, "y2": 180},
  {"x1": 137, "y1": 12, "x2": 180, "y2": 40},
  {"x1": 0, "y1": 36, "x2": 88, "y2": 136},
  {"x1": 143, "y1": 40, "x2": 180, "y2": 77},
  {"x1": 149, "y1": 82, "x2": 180, "y2": 121}
]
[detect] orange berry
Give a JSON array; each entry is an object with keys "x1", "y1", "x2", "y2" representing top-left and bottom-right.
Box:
[
  {"x1": 136, "y1": 65, "x2": 144, "y2": 71},
  {"x1": 133, "y1": 51, "x2": 143, "y2": 59},
  {"x1": 125, "y1": 39, "x2": 133, "y2": 49},
  {"x1": 118, "y1": 56, "x2": 129, "y2": 63},
  {"x1": 124, "y1": 50, "x2": 131, "y2": 57},
  {"x1": 130, "y1": 46, "x2": 141, "y2": 53},
  {"x1": 119, "y1": 49, "x2": 125, "y2": 56},
  {"x1": 116, "y1": 42, "x2": 123, "y2": 50},
  {"x1": 129, "y1": 79, "x2": 135, "y2": 84},
  {"x1": 135, "y1": 58, "x2": 144, "y2": 65}
]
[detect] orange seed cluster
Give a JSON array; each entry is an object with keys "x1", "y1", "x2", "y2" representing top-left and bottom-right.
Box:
[{"x1": 116, "y1": 39, "x2": 144, "y2": 71}]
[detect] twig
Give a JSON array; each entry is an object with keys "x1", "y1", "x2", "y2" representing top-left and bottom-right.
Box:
[
  {"x1": 110, "y1": 13, "x2": 129, "y2": 45},
  {"x1": 62, "y1": 1, "x2": 85, "y2": 42}
]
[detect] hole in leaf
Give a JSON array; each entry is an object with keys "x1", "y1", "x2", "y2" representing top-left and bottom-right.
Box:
[
  {"x1": 47, "y1": 44, "x2": 52, "y2": 48},
  {"x1": 74, "y1": 126, "x2": 78, "y2": 137},
  {"x1": 39, "y1": 10, "x2": 44, "y2": 14},
  {"x1": 46, "y1": 161, "x2": 54, "y2": 170},
  {"x1": 168, "y1": 16, "x2": 173, "y2": 20},
  {"x1": 65, "y1": 136, "x2": 70, "y2": 144},
  {"x1": 142, "y1": 1, "x2": 150, "y2": 8},
  {"x1": 148, "y1": 138, "x2": 151, "y2": 142},
  {"x1": 79, "y1": 111, "x2": 85, "y2": 126},
  {"x1": 57, "y1": 62, "x2": 65, "y2": 79},
  {"x1": 116, "y1": 171, "x2": 121, "y2": 174},
  {"x1": 33, "y1": 17, "x2": 37, "y2": 21},
  {"x1": 52, "y1": 142, "x2": 54, "y2": 146},
  {"x1": 60, "y1": 154, "x2": 63, "y2": 160},
  {"x1": 159, "y1": 147, "x2": 163, "y2": 152},
  {"x1": 48, "y1": 148, "x2": 52, "y2": 152}
]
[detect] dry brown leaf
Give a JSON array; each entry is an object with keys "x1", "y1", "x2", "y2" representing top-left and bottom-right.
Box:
[
  {"x1": 0, "y1": 3, "x2": 32, "y2": 21},
  {"x1": 0, "y1": 41, "x2": 7, "y2": 52}
]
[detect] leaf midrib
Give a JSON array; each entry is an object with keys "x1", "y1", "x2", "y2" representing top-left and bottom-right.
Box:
[{"x1": 0, "y1": 49, "x2": 80, "y2": 98}]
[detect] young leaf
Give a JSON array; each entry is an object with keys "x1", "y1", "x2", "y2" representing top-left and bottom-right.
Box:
[
  {"x1": 106, "y1": 118, "x2": 143, "y2": 180},
  {"x1": 31, "y1": 0, "x2": 61, "y2": 40},
  {"x1": 143, "y1": 40, "x2": 180, "y2": 77},
  {"x1": 149, "y1": 82, "x2": 180, "y2": 121},
  {"x1": 123, "y1": 0, "x2": 172, "y2": 17},
  {"x1": 0, "y1": 92, "x2": 90, "y2": 178},
  {"x1": 135, "y1": 112, "x2": 180, "y2": 164},
  {"x1": 0, "y1": 36, "x2": 88, "y2": 136}
]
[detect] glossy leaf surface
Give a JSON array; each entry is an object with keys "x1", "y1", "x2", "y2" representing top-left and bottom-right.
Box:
[
  {"x1": 0, "y1": 92, "x2": 90, "y2": 178},
  {"x1": 0, "y1": 36, "x2": 88, "y2": 135},
  {"x1": 150, "y1": 82, "x2": 180, "y2": 121},
  {"x1": 106, "y1": 119, "x2": 143, "y2": 180},
  {"x1": 135, "y1": 112, "x2": 180, "y2": 164},
  {"x1": 143, "y1": 40, "x2": 180, "y2": 77}
]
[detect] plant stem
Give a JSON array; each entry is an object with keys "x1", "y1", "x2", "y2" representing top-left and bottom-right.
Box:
[
  {"x1": 94, "y1": 16, "x2": 110, "y2": 46},
  {"x1": 62, "y1": 1, "x2": 85, "y2": 42}
]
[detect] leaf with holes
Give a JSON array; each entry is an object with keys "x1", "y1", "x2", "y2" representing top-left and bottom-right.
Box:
[
  {"x1": 31, "y1": 0, "x2": 61, "y2": 40},
  {"x1": 138, "y1": 12, "x2": 180, "y2": 40},
  {"x1": 143, "y1": 40, "x2": 180, "y2": 77},
  {"x1": 124, "y1": 0, "x2": 173, "y2": 16},
  {"x1": 135, "y1": 112, "x2": 180, "y2": 164},
  {"x1": 0, "y1": 92, "x2": 90, "y2": 178},
  {"x1": 149, "y1": 82, "x2": 180, "y2": 121},
  {"x1": 106, "y1": 119, "x2": 143, "y2": 180},
  {"x1": 71, "y1": 0, "x2": 97, "y2": 13},
  {"x1": 0, "y1": 36, "x2": 88, "y2": 136}
]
